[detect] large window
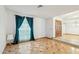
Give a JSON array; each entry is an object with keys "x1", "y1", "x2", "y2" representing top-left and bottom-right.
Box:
[{"x1": 19, "y1": 18, "x2": 31, "y2": 42}]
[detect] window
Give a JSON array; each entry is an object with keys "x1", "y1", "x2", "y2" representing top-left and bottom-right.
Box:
[{"x1": 19, "y1": 18, "x2": 31, "y2": 42}]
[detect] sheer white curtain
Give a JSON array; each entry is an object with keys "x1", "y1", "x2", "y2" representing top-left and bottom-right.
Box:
[{"x1": 19, "y1": 17, "x2": 31, "y2": 42}]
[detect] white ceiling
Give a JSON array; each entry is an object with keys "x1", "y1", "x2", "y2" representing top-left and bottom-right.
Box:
[{"x1": 5, "y1": 5, "x2": 79, "y2": 18}]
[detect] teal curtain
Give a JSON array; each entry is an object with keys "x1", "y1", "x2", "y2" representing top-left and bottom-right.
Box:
[
  {"x1": 14, "y1": 15, "x2": 25, "y2": 44},
  {"x1": 26, "y1": 17, "x2": 35, "y2": 41}
]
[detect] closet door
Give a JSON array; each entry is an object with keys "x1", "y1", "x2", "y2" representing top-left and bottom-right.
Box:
[{"x1": 55, "y1": 20, "x2": 62, "y2": 37}]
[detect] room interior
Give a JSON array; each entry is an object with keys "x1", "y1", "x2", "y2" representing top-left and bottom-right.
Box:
[{"x1": 1, "y1": 5, "x2": 79, "y2": 54}]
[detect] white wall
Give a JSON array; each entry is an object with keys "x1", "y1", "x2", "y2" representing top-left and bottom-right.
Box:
[
  {"x1": 0, "y1": 6, "x2": 7, "y2": 53},
  {"x1": 5, "y1": 8, "x2": 16, "y2": 35},
  {"x1": 45, "y1": 18, "x2": 53, "y2": 38},
  {"x1": 34, "y1": 17, "x2": 46, "y2": 39},
  {"x1": 5, "y1": 8, "x2": 46, "y2": 41}
]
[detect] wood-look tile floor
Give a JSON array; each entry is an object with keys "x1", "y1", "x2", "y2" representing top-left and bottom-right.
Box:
[{"x1": 3, "y1": 38, "x2": 79, "y2": 54}]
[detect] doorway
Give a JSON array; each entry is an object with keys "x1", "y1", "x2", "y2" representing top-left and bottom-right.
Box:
[{"x1": 55, "y1": 20, "x2": 62, "y2": 38}]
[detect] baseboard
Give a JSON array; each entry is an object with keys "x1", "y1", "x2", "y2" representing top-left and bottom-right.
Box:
[{"x1": 35, "y1": 37, "x2": 51, "y2": 39}]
